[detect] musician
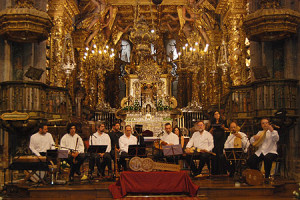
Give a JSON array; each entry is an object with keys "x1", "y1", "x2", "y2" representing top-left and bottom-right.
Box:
[
  {"x1": 29, "y1": 124, "x2": 55, "y2": 156},
  {"x1": 224, "y1": 122, "x2": 249, "y2": 152},
  {"x1": 88, "y1": 123, "x2": 112, "y2": 178},
  {"x1": 210, "y1": 111, "x2": 228, "y2": 175},
  {"x1": 108, "y1": 122, "x2": 123, "y2": 172},
  {"x1": 174, "y1": 127, "x2": 184, "y2": 149},
  {"x1": 224, "y1": 122, "x2": 249, "y2": 177},
  {"x1": 186, "y1": 121, "x2": 214, "y2": 177},
  {"x1": 60, "y1": 123, "x2": 85, "y2": 181},
  {"x1": 119, "y1": 125, "x2": 137, "y2": 171},
  {"x1": 247, "y1": 118, "x2": 279, "y2": 181},
  {"x1": 108, "y1": 122, "x2": 123, "y2": 154},
  {"x1": 161, "y1": 123, "x2": 179, "y2": 146}
]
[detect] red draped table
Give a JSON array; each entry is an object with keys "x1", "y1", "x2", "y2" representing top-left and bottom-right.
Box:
[{"x1": 109, "y1": 171, "x2": 199, "y2": 199}]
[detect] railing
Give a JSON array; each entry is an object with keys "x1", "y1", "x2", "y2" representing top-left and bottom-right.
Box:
[
  {"x1": 0, "y1": 81, "x2": 71, "y2": 120},
  {"x1": 229, "y1": 79, "x2": 298, "y2": 119}
]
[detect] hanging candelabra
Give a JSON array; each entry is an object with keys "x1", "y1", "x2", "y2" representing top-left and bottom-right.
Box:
[
  {"x1": 61, "y1": 33, "x2": 76, "y2": 78},
  {"x1": 217, "y1": 40, "x2": 230, "y2": 73}
]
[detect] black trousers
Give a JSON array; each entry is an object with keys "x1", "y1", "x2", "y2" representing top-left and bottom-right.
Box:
[
  {"x1": 89, "y1": 152, "x2": 112, "y2": 175},
  {"x1": 247, "y1": 153, "x2": 278, "y2": 178},
  {"x1": 65, "y1": 153, "x2": 85, "y2": 177},
  {"x1": 119, "y1": 152, "x2": 130, "y2": 171},
  {"x1": 187, "y1": 152, "x2": 211, "y2": 175}
]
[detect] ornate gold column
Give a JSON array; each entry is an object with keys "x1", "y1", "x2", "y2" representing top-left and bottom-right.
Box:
[
  {"x1": 47, "y1": 0, "x2": 79, "y2": 87},
  {"x1": 217, "y1": 0, "x2": 247, "y2": 87}
]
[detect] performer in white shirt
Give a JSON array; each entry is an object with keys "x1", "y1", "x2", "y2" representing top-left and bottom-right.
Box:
[
  {"x1": 160, "y1": 123, "x2": 179, "y2": 146},
  {"x1": 185, "y1": 121, "x2": 214, "y2": 177},
  {"x1": 60, "y1": 123, "x2": 85, "y2": 181},
  {"x1": 224, "y1": 122, "x2": 249, "y2": 177},
  {"x1": 29, "y1": 124, "x2": 55, "y2": 156},
  {"x1": 119, "y1": 125, "x2": 137, "y2": 171},
  {"x1": 224, "y1": 122, "x2": 249, "y2": 152},
  {"x1": 88, "y1": 122, "x2": 112, "y2": 178},
  {"x1": 247, "y1": 118, "x2": 279, "y2": 180},
  {"x1": 154, "y1": 123, "x2": 179, "y2": 163}
]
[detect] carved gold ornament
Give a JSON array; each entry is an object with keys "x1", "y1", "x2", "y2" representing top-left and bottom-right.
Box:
[
  {"x1": 0, "y1": 0, "x2": 52, "y2": 42},
  {"x1": 244, "y1": 8, "x2": 300, "y2": 41}
]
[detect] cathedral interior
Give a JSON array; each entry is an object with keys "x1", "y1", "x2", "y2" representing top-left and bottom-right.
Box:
[{"x1": 0, "y1": 0, "x2": 300, "y2": 188}]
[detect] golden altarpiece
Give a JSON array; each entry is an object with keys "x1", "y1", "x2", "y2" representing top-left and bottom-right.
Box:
[{"x1": 0, "y1": 0, "x2": 300, "y2": 186}]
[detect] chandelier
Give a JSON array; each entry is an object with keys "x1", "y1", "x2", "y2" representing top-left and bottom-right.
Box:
[
  {"x1": 177, "y1": 31, "x2": 208, "y2": 68},
  {"x1": 61, "y1": 33, "x2": 76, "y2": 78},
  {"x1": 83, "y1": 35, "x2": 115, "y2": 72}
]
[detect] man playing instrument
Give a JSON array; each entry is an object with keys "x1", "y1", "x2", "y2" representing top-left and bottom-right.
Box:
[
  {"x1": 88, "y1": 122, "x2": 112, "y2": 179},
  {"x1": 160, "y1": 123, "x2": 179, "y2": 147},
  {"x1": 247, "y1": 118, "x2": 279, "y2": 182},
  {"x1": 29, "y1": 124, "x2": 55, "y2": 156},
  {"x1": 119, "y1": 125, "x2": 137, "y2": 171},
  {"x1": 224, "y1": 122, "x2": 249, "y2": 177},
  {"x1": 224, "y1": 122, "x2": 249, "y2": 152},
  {"x1": 108, "y1": 122, "x2": 123, "y2": 167},
  {"x1": 185, "y1": 121, "x2": 214, "y2": 177},
  {"x1": 60, "y1": 123, "x2": 85, "y2": 181}
]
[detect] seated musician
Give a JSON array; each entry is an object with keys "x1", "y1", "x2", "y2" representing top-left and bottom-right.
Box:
[
  {"x1": 224, "y1": 122, "x2": 249, "y2": 177},
  {"x1": 119, "y1": 125, "x2": 137, "y2": 171},
  {"x1": 29, "y1": 124, "x2": 55, "y2": 157},
  {"x1": 108, "y1": 122, "x2": 123, "y2": 171},
  {"x1": 247, "y1": 118, "x2": 279, "y2": 182},
  {"x1": 60, "y1": 123, "x2": 85, "y2": 181},
  {"x1": 157, "y1": 123, "x2": 179, "y2": 163},
  {"x1": 224, "y1": 122, "x2": 249, "y2": 152},
  {"x1": 88, "y1": 122, "x2": 112, "y2": 179},
  {"x1": 185, "y1": 121, "x2": 214, "y2": 177}
]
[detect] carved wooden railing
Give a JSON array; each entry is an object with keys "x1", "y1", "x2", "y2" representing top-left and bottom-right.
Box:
[
  {"x1": 229, "y1": 79, "x2": 298, "y2": 119},
  {"x1": 0, "y1": 81, "x2": 71, "y2": 121}
]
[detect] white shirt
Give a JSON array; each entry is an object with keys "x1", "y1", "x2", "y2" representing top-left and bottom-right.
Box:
[
  {"x1": 161, "y1": 132, "x2": 179, "y2": 145},
  {"x1": 29, "y1": 132, "x2": 55, "y2": 156},
  {"x1": 186, "y1": 130, "x2": 214, "y2": 152},
  {"x1": 119, "y1": 134, "x2": 138, "y2": 153},
  {"x1": 250, "y1": 130, "x2": 279, "y2": 156},
  {"x1": 60, "y1": 133, "x2": 84, "y2": 153},
  {"x1": 89, "y1": 132, "x2": 111, "y2": 153},
  {"x1": 224, "y1": 132, "x2": 250, "y2": 153}
]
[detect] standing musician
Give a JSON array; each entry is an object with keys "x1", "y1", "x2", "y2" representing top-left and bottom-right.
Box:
[
  {"x1": 224, "y1": 122, "x2": 249, "y2": 177},
  {"x1": 119, "y1": 125, "x2": 137, "y2": 171},
  {"x1": 88, "y1": 122, "x2": 112, "y2": 179},
  {"x1": 247, "y1": 118, "x2": 279, "y2": 181},
  {"x1": 60, "y1": 123, "x2": 85, "y2": 181},
  {"x1": 185, "y1": 121, "x2": 214, "y2": 177},
  {"x1": 29, "y1": 124, "x2": 55, "y2": 156},
  {"x1": 210, "y1": 111, "x2": 228, "y2": 175}
]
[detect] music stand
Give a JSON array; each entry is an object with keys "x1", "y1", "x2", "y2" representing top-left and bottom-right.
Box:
[
  {"x1": 88, "y1": 145, "x2": 108, "y2": 154},
  {"x1": 224, "y1": 148, "x2": 246, "y2": 176},
  {"x1": 162, "y1": 144, "x2": 183, "y2": 164},
  {"x1": 128, "y1": 144, "x2": 146, "y2": 157},
  {"x1": 162, "y1": 144, "x2": 183, "y2": 156}
]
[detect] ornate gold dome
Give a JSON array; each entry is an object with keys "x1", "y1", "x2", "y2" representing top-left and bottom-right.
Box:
[{"x1": 0, "y1": 1, "x2": 52, "y2": 42}]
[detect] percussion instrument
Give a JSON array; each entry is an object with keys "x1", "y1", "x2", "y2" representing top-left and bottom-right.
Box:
[{"x1": 10, "y1": 156, "x2": 48, "y2": 184}]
